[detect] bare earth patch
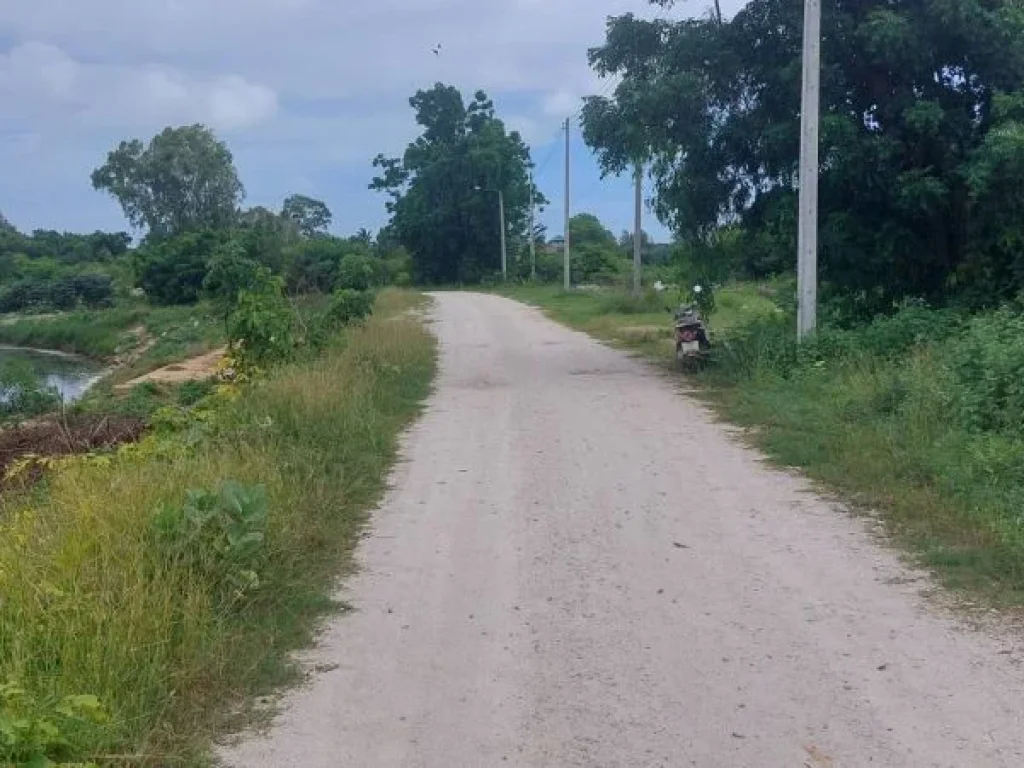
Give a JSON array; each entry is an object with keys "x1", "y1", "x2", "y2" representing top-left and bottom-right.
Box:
[{"x1": 115, "y1": 347, "x2": 226, "y2": 391}]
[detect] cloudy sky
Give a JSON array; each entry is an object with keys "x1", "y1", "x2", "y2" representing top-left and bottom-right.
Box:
[{"x1": 0, "y1": 0, "x2": 732, "y2": 243}]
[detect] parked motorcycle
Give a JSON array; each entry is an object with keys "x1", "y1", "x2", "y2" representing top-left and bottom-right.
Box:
[{"x1": 673, "y1": 287, "x2": 711, "y2": 365}]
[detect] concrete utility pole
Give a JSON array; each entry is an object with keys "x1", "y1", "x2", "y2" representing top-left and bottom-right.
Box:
[
  {"x1": 498, "y1": 189, "x2": 507, "y2": 281},
  {"x1": 529, "y1": 175, "x2": 536, "y2": 281},
  {"x1": 564, "y1": 117, "x2": 571, "y2": 291},
  {"x1": 633, "y1": 164, "x2": 643, "y2": 297},
  {"x1": 797, "y1": 0, "x2": 821, "y2": 340}
]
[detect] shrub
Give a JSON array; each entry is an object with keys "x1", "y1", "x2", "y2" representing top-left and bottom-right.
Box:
[
  {"x1": 572, "y1": 243, "x2": 626, "y2": 285},
  {"x1": 711, "y1": 314, "x2": 799, "y2": 381},
  {"x1": 138, "y1": 231, "x2": 222, "y2": 305},
  {"x1": 327, "y1": 289, "x2": 375, "y2": 326},
  {"x1": 150, "y1": 481, "x2": 269, "y2": 607},
  {"x1": 283, "y1": 237, "x2": 349, "y2": 294},
  {"x1": 0, "y1": 359, "x2": 60, "y2": 417},
  {"x1": 73, "y1": 273, "x2": 115, "y2": 308},
  {"x1": 204, "y1": 241, "x2": 268, "y2": 326},
  {"x1": 335, "y1": 254, "x2": 376, "y2": 291},
  {"x1": 945, "y1": 309, "x2": 1024, "y2": 433},
  {"x1": 0, "y1": 682, "x2": 109, "y2": 766},
  {"x1": 306, "y1": 289, "x2": 375, "y2": 352},
  {"x1": 0, "y1": 273, "x2": 115, "y2": 313},
  {"x1": 227, "y1": 276, "x2": 295, "y2": 370}
]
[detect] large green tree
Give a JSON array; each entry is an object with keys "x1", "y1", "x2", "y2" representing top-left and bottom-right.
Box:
[
  {"x1": 371, "y1": 84, "x2": 544, "y2": 283},
  {"x1": 582, "y1": 0, "x2": 1024, "y2": 310},
  {"x1": 92, "y1": 125, "x2": 244, "y2": 241},
  {"x1": 281, "y1": 195, "x2": 333, "y2": 238}
]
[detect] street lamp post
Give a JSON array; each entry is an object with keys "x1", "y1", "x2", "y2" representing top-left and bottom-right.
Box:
[{"x1": 474, "y1": 185, "x2": 508, "y2": 281}]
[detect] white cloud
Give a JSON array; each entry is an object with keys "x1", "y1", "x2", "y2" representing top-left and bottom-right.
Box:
[
  {"x1": 0, "y1": 42, "x2": 277, "y2": 132},
  {"x1": 0, "y1": 0, "x2": 744, "y2": 235},
  {"x1": 0, "y1": 41, "x2": 78, "y2": 98}
]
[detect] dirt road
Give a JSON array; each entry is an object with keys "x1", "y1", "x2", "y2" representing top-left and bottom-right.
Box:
[{"x1": 224, "y1": 293, "x2": 1024, "y2": 767}]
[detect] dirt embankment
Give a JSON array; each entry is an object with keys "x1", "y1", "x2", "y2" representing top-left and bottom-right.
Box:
[
  {"x1": 115, "y1": 347, "x2": 227, "y2": 392},
  {"x1": 0, "y1": 416, "x2": 145, "y2": 490}
]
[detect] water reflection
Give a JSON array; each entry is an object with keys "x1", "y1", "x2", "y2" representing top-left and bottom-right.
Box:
[{"x1": 0, "y1": 346, "x2": 103, "y2": 403}]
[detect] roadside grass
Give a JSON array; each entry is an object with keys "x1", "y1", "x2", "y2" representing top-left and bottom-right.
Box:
[
  {"x1": 506, "y1": 282, "x2": 1024, "y2": 606},
  {"x1": 0, "y1": 302, "x2": 226, "y2": 369},
  {"x1": 503, "y1": 282, "x2": 780, "y2": 355},
  {"x1": 0, "y1": 290, "x2": 437, "y2": 764}
]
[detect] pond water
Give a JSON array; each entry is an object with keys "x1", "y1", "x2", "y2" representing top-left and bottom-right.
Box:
[{"x1": 0, "y1": 346, "x2": 104, "y2": 404}]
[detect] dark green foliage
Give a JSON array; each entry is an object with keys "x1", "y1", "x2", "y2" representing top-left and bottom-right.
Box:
[
  {"x1": 583, "y1": 0, "x2": 1024, "y2": 311},
  {"x1": 305, "y1": 290, "x2": 376, "y2": 353},
  {"x1": 0, "y1": 219, "x2": 128, "y2": 312},
  {"x1": 151, "y1": 481, "x2": 269, "y2": 607},
  {"x1": 137, "y1": 230, "x2": 225, "y2": 305},
  {"x1": 326, "y1": 289, "x2": 375, "y2": 327},
  {"x1": 572, "y1": 243, "x2": 624, "y2": 284},
  {"x1": 371, "y1": 85, "x2": 545, "y2": 284},
  {"x1": 945, "y1": 311, "x2": 1024, "y2": 433},
  {"x1": 177, "y1": 379, "x2": 216, "y2": 407},
  {"x1": 0, "y1": 227, "x2": 130, "y2": 265},
  {"x1": 335, "y1": 254, "x2": 376, "y2": 291},
  {"x1": 281, "y1": 195, "x2": 332, "y2": 239},
  {"x1": 92, "y1": 125, "x2": 244, "y2": 240},
  {"x1": 566, "y1": 213, "x2": 628, "y2": 284},
  {"x1": 0, "y1": 273, "x2": 114, "y2": 313},
  {"x1": 283, "y1": 237, "x2": 350, "y2": 294},
  {"x1": 227, "y1": 276, "x2": 295, "y2": 369},
  {"x1": 204, "y1": 240, "x2": 268, "y2": 324}
]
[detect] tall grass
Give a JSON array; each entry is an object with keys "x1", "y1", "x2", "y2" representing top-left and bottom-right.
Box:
[
  {"x1": 0, "y1": 303, "x2": 226, "y2": 364},
  {"x1": 0, "y1": 307, "x2": 147, "y2": 358},
  {"x1": 0, "y1": 293, "x2": 436, "y2": 763}
]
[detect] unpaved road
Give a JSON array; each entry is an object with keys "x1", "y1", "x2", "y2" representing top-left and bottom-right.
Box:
[{"x1": 224, "y1": 293, "x2": 1024, "y2": 767}]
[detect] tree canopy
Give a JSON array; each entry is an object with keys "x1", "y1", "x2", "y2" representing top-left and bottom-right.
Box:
[
  {"x1": 92, "y1": 125, "x2": 245, "y2": 241},
  {"x1": 582, "y1": 0, "x2": 1024, "y2": 311},
  {"x1": 371, "y1": 84, "x2": 544, "y2": 283},
  {"x1": 282, "y1": 195, "x2": 333, "y2": 238}
]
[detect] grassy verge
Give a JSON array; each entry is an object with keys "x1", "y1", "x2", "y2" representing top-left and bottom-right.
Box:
[
  {"x1": 0, "y1": 306, "x2": 148, "y2": 358},
  {"x1": 0, "y1": 302, "x2": 225, "y2": 368},
  {"x1": 503, "y1": 282, "x2": 780, "y2": 354},
  {"x1": 0, "y1": 290, "x2": 437, "y2": 765},
  {"x1": 506, "y1": 283, "x2": 1024, "y2": 606}
]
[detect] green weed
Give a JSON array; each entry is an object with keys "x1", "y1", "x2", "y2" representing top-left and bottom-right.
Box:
[{"x1": 0, "y1": 290, "x2": 437, "y2": 763}]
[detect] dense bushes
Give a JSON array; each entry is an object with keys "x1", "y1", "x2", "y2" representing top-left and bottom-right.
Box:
[
  {"x1": 138, "y1": 231, "x2": 222, "y2": 305},
  {"x1": 135, "y1": 227, "x2": 394, "y2": 307},
  {"x1": 0, "y1": 273, "x2": 114, "y2": 313},
  {"x1": 687, "y1": 300, "x2": 1024, "y2": 595},
  {"x1": 335, "y1": 253, "x2": 376, "y2": 291},
  {"x1": 225, "y1": 263, "x2": 376, "y2": 370}
]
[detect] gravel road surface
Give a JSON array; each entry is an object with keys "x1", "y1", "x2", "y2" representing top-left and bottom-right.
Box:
[{"x1": 223, "y1": 292, "x2": 1024, "y2": 767}]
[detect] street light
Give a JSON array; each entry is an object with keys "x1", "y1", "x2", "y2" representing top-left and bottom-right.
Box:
[{"x1": 474, "y1": 185, "x2": 507, "y2": 281}]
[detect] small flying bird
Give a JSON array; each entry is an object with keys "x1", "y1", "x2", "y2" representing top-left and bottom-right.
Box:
[{"x1": 432, "y1": 43, "x2": 442, "y2": 56}]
